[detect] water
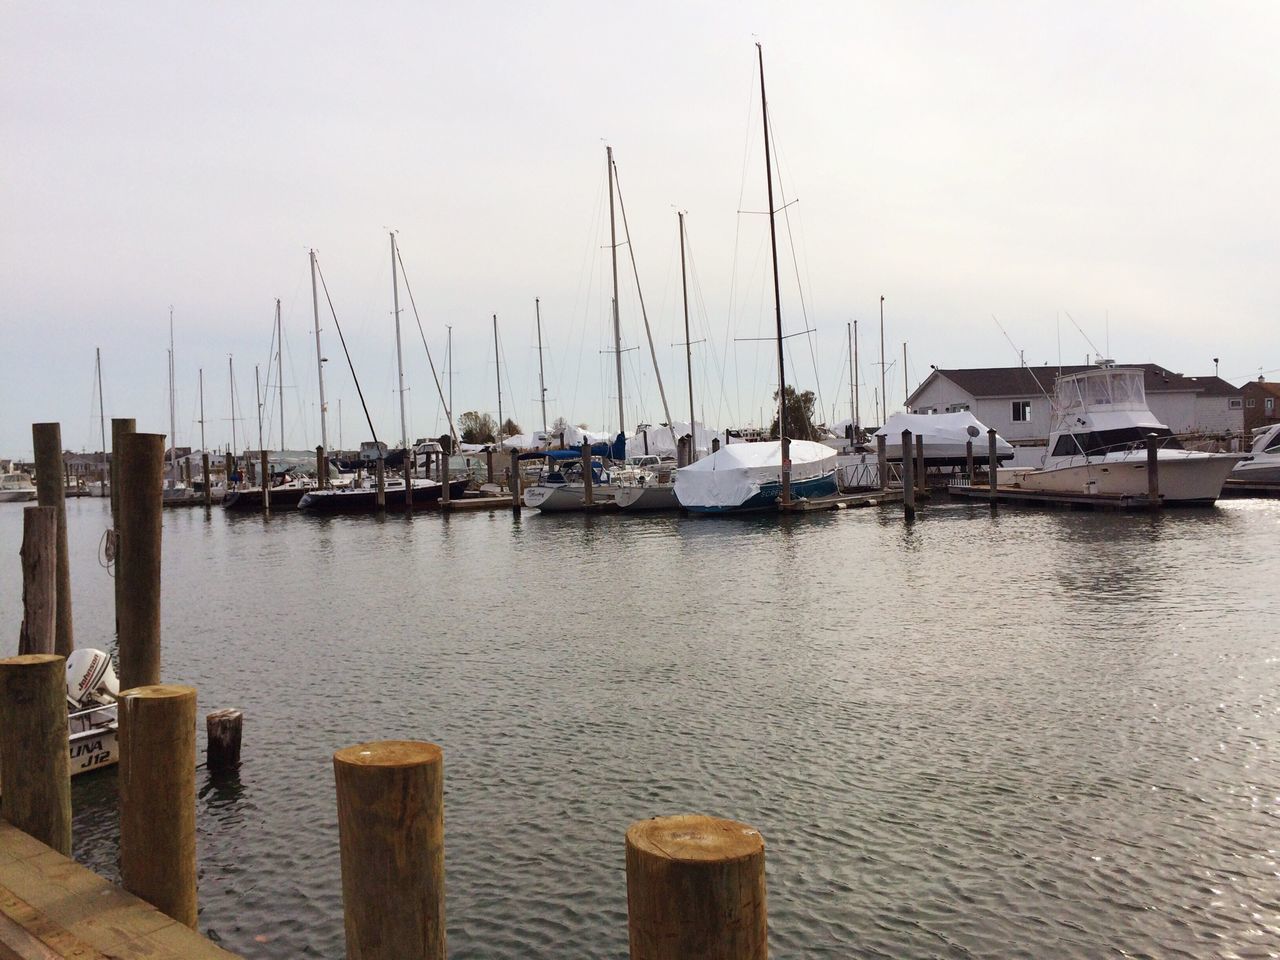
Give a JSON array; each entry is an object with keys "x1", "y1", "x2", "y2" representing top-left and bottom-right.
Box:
[{"x1": 1, "y1": 497, "x2": 1278, "y2": 958}]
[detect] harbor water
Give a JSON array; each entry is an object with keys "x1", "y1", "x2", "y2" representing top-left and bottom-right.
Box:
[{"x1": 1, "y1": 497, "x2": 1277, "y2": 958}]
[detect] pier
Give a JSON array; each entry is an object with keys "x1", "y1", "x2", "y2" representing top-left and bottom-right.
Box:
[{"x1": 948, "y1": 480, "x2": 1156, "y2": 510}]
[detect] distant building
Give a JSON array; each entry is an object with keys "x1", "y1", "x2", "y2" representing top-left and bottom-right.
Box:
[
  {"x1": 63, "y1": 451, "x2": 110, "y2": 478},
  {"x1": 1241, "y1": 377, "x2": 1280, "y2": 433},
  {"x1": 906, "y1": 364, "x2": 1243, "y2": 444}
]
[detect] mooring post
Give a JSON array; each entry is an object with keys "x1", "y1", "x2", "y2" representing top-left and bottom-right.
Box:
[
  {"x1": 581, "y1": 443, "x2": 593, "y2": 507},
  {"x1": 625, "y1": 814, "x2": 767, "y2": 960},
  {"x1": 260, "y1": 450, "x2": 271, "y2": 515},
  {"x1": 224, "y1": 451, "x2": 234, "y2": 490},
  {"x1": 119, "y1": 684, "x2": 197, "y2": 928},
  {"x1": 901, "y1": 429, "x2": 915, "y2": 519},
  {"x1": 711, "y1": 437, "x2": 720, "y2": 453},
  {"x1": 876, "y1": 433, "x2": 888, "y2": 490},
  {"x1": 19, "y1": 506, "x2": 57, "y2": 656},
  {"x1": 206, "y1": 708, "x2": 243, "y2": 772},
  {"x1": 509, "y1": 450, "x2": 521, "y2": 511},
  {"x1": 32, "y1": 423, "x2": 72, "y2": 657},
  {"x1": 334, "y1": 740, "x2": 445, "y2": 960},
  {"x1": 966, "y1": 439, "x2": 975, "y2": 483},
  {"x1": 375, "y1": 458, "x2": 386, "y2": 510},
  {"x1": 404, "y1": 451, "x2": 414, "y2": 509},
  {"x1": 914, "y1": 433, "x2": 926, "y2": 496},
  {"x1": 1146, "y1": 434, "x2": 1160, "y2": 507},
  {"x1": 316, "y1": 446, "x2": 325, "y2": 490},
  {"x1": 118, "y1": 433, "x2": 165, "y2": 690},
  {"x1": 111, "y1": 417, "x2": 136, "y2": 522},
  {"x1": 201, "y1": 451, "x2": 211, "y2": 507},
  {"x1": 486, "y1": 447, "x2": 494, "y2": 485},
  {"x1": 987, "y1": 428, "x2": 999, "y2": 506},
  {"x1": 439, "y1": 452, "x2": 451, "y2": 507},
  {"x1": 0, "y1": 654, "x2": 71, "y2": 855}
]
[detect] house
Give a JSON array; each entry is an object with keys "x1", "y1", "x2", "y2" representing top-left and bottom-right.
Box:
[
  {"x1": 1241, "y1": 377, "x2": 1280, "y2": 433},
  {"x1": 906, "y1": 364, "x2": 1243, "y2": 445},
  {"x1": 63, "y1": 451, "x2": 110, "y2": 479}
]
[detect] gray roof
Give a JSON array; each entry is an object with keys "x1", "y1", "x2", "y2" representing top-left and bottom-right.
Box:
[{"x1": 920, "y1": 364, "x2": 1240, "y2": 403}]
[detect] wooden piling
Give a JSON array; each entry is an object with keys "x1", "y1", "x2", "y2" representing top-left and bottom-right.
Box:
[
  {"x1": 965, "y1": 439, "x2": 974, "y2": 482},
  {"x1": 316, "y1": 446, "x2": 326, "y2": 489},
  {"x1": 111, "y1": 418, "x2": 136, "y2": 523},
  {"x1": 206, "y1": 708, "x2": 243, "y2": 772},
  {"x1": 404, "y1": 451, "x2": 414, "y2": 509},
  {"x1": 439, "y1": 452, "x2": 451, "y2": 506},
  {"x1": 1146, "y1": 434, "x2": 1160, "y2": 507},
  {"x1": 119, "y1": 684, "x2": 197, "y2": 928},
  {"x1": 509, "y1": 450, "x2": 521, "y2": 511},
  {"x1": 117, "y1": 433, "x2": 165, "y2": 690},
  {"x1": 876, "y1": 433, "x2": 888, "y2": 490},
  {"x1": 987, "y1": 429, "x2": 999, "y2": 505},
  {"x1": 260, "y1": 450, "x2": 271, "y2": 514},
  {"x1": 31, "y1": 423, "x2": 72, "y2": 657},
  {"x1": 0, "y1": 654, "x2": 71, "y2": 855},
  {"x1": 334, "y1": 740, "x2": 445, "y2": 960},
  {"x1": 901, "y1": 429, "x2": 915, "y2": 518},
  {"x1": 225, "y1": 452, "x2": 234, "y2": 489},
  {"x1": 914, "y1": 433, "x2": 926, "y2": 495},
  {"x1": 19, "y1": 506, "x2": 57, "y2": 656},
  {"x1": 581, "y1": 443, "x2": 593, "y2": 507},
  {"x1": 486, "y1": 447, "x2": 494, "y2": 485},
  {"x1": 625, "y1": 814, "x2": 767, "y2": 960},
  {"x1": 375, "y1": 458, "x2": 386, "y2": 510},
  {"x1": 201, "y1": 451, "x2": 211, "y2": 506}
]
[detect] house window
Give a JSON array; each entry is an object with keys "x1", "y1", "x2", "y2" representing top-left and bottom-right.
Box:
[
  {"x1": 1247, "y1": 398, "x2": 1257, "y2": 408},
  {"x1": 1229, "y1": 399, "x2": 1243, "y2": 409},
  {"x1": 1268, "y1": 398, "x2": 1275, "y2": 414},
  {"x1": 1011, "y1": 400, "x2": 1032, "y2": 422}
]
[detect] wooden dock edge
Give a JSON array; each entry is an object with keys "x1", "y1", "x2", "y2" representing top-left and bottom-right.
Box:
[{"x1": 0, "y1": 822, "x2": 239, "y2": 960}]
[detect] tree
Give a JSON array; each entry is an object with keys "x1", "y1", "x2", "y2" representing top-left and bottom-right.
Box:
[
  {"x1": 457, "y1": 411, "x2": 497, "y2": 444},
  {"x1": 769, "y1": 385, "x2": 821, "y2": 441},
  {"x1": 501, "y1": 418, "x2": 521, "y2": 437},
  {"x1": 551, "y1": 415, "x2": 569, "y2": 433}
]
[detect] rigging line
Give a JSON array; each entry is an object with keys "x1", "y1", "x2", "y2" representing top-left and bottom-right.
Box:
[
  {"x1": 683, "y1": 219, "x2": 731, "y2": 427},
  {"x1": 610, "y1": 157, "x2": 672, "y2": 430},
  {"x1": 394, "y1": 245, "x2": 459, "y2": 447},
  {"x1": 1064, "y1": 311, "x2": 1104, "y2": 359},
  {"x1": 314, "y1": 255, "x2": 380, "y2": 447},
  {"x1": 991, "y1": 314, "x2": 1053, "y2": 406}
]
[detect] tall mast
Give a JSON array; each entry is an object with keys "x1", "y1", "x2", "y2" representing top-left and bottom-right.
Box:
[
  {"x1": 168, "y1": 307, "x2": 178, "y2": 481},
  {"x1": 310, "y1": 249, "x2": 329, "y2": 452},
  {"x1": 606, "y1": 145, "x2": 625, "y2": 438},
  {"x1": 228, "y1": 355, "x2": 237, "y2": 455},
  {"x1": 95, "y1": 347, "x2": 107, "y2": 490},
  {"x1": 879, "y1": 295, "x2": 886, "y2": 425},
  {"x1": 853, "y1": 319, "x2": 860, "y2": 436},
  {"x1": 535, "y1": 298, "x2": 548, "y2": 433},
  {"x1": 903, "y1": 342, "x2": 908, "y2": 409},
  {"x1": 847, "y1": 322, "x2": 856, "y2": 439},
  {"x1": 757, "y1": 43, "x2": 790, "y2": 503},
  {"x1": 198, "y1": 368, "x2": 206, "y2": 452},
  {"x1": 255, "y1": 364, "x2": 264, "y2": 452},
  {"x1": 276, "y1": 298, "x2": 285, "y2": 451},
  {"x1": 679, "y1": 211, "x2": 696, "y2": 463},
  {"x1": 391, "y1": 232, "x2": 408, "y2": 455},
  {"x1": 446, "y1": 326, "x2": 453, "y2": 420},
  {"x1": 493, "y1": 314, "x2": 504, "y2": 439}
]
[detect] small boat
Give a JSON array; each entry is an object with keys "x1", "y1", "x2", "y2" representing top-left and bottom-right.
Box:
[
  {"x1": 65, "y1": 649, "x2": 118, "y2": 776},
  {"x1": 298, "y1": 476, "x2": 469, "y2": 513},
  {"x1": 0, "y1": 472, "x2": 37, "y2": 503},
  {"x1": 998, "y1": 364, "x2": 1241, "y2": 505},
  {"x1": 675, "y1": 439, "x2": 839, "y2": 513},
  {"x1": 613, "y1": 456, "x2": 680, "y2": 511},
  {"x1": 521, "y1": 449, "x2": 618, "y2": 511},
  {"x1": 223, "y1": 469, "x2": 318, "y2": 511},
  {"x1": 1230, "y1": 423, "x2": 1280, "y2": 485}
]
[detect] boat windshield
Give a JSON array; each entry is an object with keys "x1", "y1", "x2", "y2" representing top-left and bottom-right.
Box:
[
  {"x1": 1052, "y1": 426, "x2": 1182, "y2": 457},
  {"x1": 1056, "y1": 369, "x2": 1147, "y2": 412}
]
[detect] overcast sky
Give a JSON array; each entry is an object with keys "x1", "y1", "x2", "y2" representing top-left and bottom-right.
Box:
[{"x1": 3, "y1": 2, "x2": 1276, "y2": 457}]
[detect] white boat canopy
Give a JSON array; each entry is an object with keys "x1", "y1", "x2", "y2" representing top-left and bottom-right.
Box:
[{"x1": 674, "y1": 439, "x2": 837, "y2": 510}]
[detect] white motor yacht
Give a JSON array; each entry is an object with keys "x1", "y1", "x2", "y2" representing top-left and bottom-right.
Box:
[
  {"x1": 1230, "y1": 423, "x2": 1280, "y2": 485},
  {"x1": 998, "y1": 364, "x2": 1240, "y2": 505},
  {"x1": 0, "y1": 472, "x2": 37, "y2": 502}
]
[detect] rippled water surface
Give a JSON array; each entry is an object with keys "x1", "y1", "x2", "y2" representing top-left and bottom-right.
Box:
[{"x1": 1, "y1": 496, "x2": 1278, "y2": 958}]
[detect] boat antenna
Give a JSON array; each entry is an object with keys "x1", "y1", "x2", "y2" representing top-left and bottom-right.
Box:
[
  {"x1": 1064, "y1": 311, "x2": 1105, "y2": 360},
  {"x1": 313, "y1": 255, "x2": 380, "y2": 447},
  {"x1": 991, "y1": 314, "x2": 1054, "y2": 406},
  {"x1": 394, "y1": 243, "x2": 459, "y2": 447}
]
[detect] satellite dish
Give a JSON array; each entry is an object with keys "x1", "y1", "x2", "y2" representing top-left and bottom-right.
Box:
[{"x1": 966, "y1": 425, "x2": 980, "y2": 438}]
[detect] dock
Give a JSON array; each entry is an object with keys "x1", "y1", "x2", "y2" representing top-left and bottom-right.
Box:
[
  {"x1": 947, "y1": 482, "x2": 1154, "y2": 510},
  {"x1": 1221, "y1": 479, "x2": 1280, "y2": 499},
  {"x1": 780, "y1": 488, "x2": 904, "y2": 512},
  {"x1": 0, "y1": 821, "x2": 239, "y2": 960},
  {"x1": 441, "y1": 495, "x2": 514, "y2": 512}
]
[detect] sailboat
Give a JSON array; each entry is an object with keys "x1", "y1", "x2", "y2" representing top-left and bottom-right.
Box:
[
  {"x1": 675, "y1": 44, "x2": 838, "y2": 514},
  {"x1": 161, "y1": 310, "x2": 202, "y2": 506}
]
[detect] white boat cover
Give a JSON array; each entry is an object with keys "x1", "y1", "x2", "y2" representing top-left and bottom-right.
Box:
[
  {"x1": 674, "y1": 439, "x2": 837, "y2": 509},
  {"x1": 503, "y1": 425, "x2": 612, "y2": 451},
  {"x1": 626, "y1": 421, "x2": 719, "y2": 459},
  {"x1": 875, "y1": 412, "x2": 1013, "y2": 458}
]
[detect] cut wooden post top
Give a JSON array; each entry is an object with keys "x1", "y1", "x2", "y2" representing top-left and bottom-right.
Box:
[
  {"x1": 119, "y1": 684, "x2": 196, "y2": 701},
  {"x1": 0, "y1": 653, "x2": 62, "y2": 668},
  {"x1": 627, "y1": 815, "x2": 764, "y2": 864},
  {"x1": 334, "y1": 740, "x2": 442, "y2": 769}
]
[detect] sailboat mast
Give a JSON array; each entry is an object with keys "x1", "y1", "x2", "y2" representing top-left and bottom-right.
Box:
[
  {"x1": 391, "y1": 232, "x2": 408, "y2": 455},
  {"x1": 879, "y1": 295, "x2": 886, "y2": 425},
  {"x1": 535, "y1": 298, "x2": 548, "y2": 433},
  {"x1": 493, "y1": 314, "x2": 503, "y2": 439},
  {"x1": 679, "y1": 211, "x2": 696, "y2": 464},
  {"x1": 276, "y1": 298, "x2": 285, "y2": 451},
  {"x1": 310, "y1": 249, "x2": 329, "y2": 452},
  {"x1": 606, "y1": 145, "x2": 625, "y2": 438},
  {"x1": 95, "y1": 347, "x2": 107, "y2": 490},
  {"x1": 168, "y1": 307, "x2": 178, "y2": 481},
  {"x1": 757, "y1": 43, "x2": 790, "y2": 503},
  {"x1": 198, "y1": 368, "x2": 206, "y2": 452},
  {"x1": 903, "y1": 342, "x2": 908, "y2": 409},
  {"x1": 847, "y1": 323, "x2": 856, "y2": 438},
  {"x1": 255, "y1": 364, "x2": 264, "y2": 452},
  {"x1": 853, "y1": 319, "x2": 860, "y2": 436},
  {"x1": 446, "y1": 326, "x2": 453, "y2": 419},
  {"x1": 228, "y1": 355, "x2": 237, "y2": 456}
]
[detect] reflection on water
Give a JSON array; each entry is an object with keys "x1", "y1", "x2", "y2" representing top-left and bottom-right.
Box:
[{"x1": 3, "y1": 496, "x2": 1279, "y2": 958}]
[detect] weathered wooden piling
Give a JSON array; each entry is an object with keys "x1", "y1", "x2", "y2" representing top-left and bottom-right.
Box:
[
  {"x1": 439, "y1": 452, "x2": 450, "y2": 506},
  {"x1": 987, "y1": 428, "x2": 999, "y2": 505},
  {"x1": 225, "y1": 451, "x2": 234, "y2": 488},
  {"x1": 0, "y1": 654, "x2": 71, "y2": 855},
  {"x1": 486, "y1": 447, "x2": 494, "y2": 485},
  {"x1": 18, "y1": 506, "x2": 57, "y2": 656},
  {"x1": 404, "y1": 452, "x2": 414, "y2": 509},
  {"x1": 246, "y1": 456, "x2": 256, "y2": 487},
  {"x1": 117, "y1": 433, "x2": 165, "y2": 690},
  {"x1": 32, "y1": 423, "x2": 72, "y2": 657},
  {"x1": 509, "y1": 450, "x2": 521, "y2": 511},
  {"x1": 966, "y1": 438, "x2": 975, "y2": 481},
  {"x1": 316, "y1": 446, "x2": 326, "y2": 489},
  {"x1": 914, "y1": 433, "x2": 926, "y2": 495},
  {"x1": 119, "y1": 684, "x2": 197, "y2": 927},
  {"x1": 711, "y1": 437, "x2": 720, "y2": 453},
  {"x1": 1146, "y1": 434, "x2": 1160, "y2": 507},
  {"x1": 876, "y1": 433, "x2": 888, "y2": 490},
  {"x1": 901, "y1": 429, "x2": 915, "y2": 518},
  {"x1": 111, "y1": 417, "x2": 136, "y2": 522},
  {"x1": 206, "y1": 708, "x2": 243, "y2": 772},
  {"x1": 202, "y1": 451, "x2": 212, "y2": 507},
  {"x1": 375, "y1": 458, "x2": 386, "y2": 510},
  {"x1": 625, "y1": 814, "x2": 767, "y2": 960},
  {"x1": 260, "y1": 450, "x2": 271, "y2": 514},
  {"x1": 581, "y1": 443, "x2": 594, "y2": 507},
  {"x1": 334, "y1": 740, "x2": 445, "y2": 960}
]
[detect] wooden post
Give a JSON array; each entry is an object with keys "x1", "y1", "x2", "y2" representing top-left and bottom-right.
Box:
[
  {"x1": 914, "y1": 433, "x2": 926, "y2": 495},
  {"x1": 965, "y1": 439, "x2": 975, "y2": 482},
  {"x1": 1146, "y1": 434, "x2": 1160, "y2": 507},
  {"x1": 117, "y1": 433, "x2": 165, "y2": 690},
  {"x1": 201, "y1": 451, "x2": 211, "y2": 506},
  {"x1": 0, "y1": 654, "x2": 71, "y2": 855},
  {"x1": 901, "y1": 430, "x2": 915, "y2": 518},
  {"x1": 509, "y1": 450, "x2": 521, "y2": 510},
  {"x1": 987, "y1": 428, "x2": 999, "y2": 504},
  {"x1": 334, "y1": 740, "x2": 445, "y2": 960},
  {"x1": 581, "y1": 443, "x2": 593, "y2": 507},
  {"x1": 439, "y1": 452, "x2": 451, "y2": 506},
  {"x1": 119, "y1": 684, "x2": 197, "y2": 928},
  {"x1": 375, "y1": 458, "x2": 386, "y2": 510},
  {"x1": 780, "y1": 435, "x2": 792, "y2": 505},
  {"x1": 246, "y1": 456, "x2": 256, "y2": 487},
  {"x1": 261, "y1": 449, "x2": 271, "y2": 514},
  {"x1": 625, "y1": 814, "x2": 767, "y2": 960},
  {"x1": 876, "y1": 433, "x2": 888, "y2": 490},
  {"x1": 206, "y1": 708, "x2": 243, "y2": 772},
  {"x1": 404, "y1": 450, "x2": 414, "y2": 509},
  {"x1": 32, "y1": 423, "x2": 72, "y2": 657},
  {"x1": 18, "y1": 506, "x2": 57, "y2": 656},
  {"x1": 711, "y1": 437, "x2": 720, "y2": 453},
  {"x1": 486, "y1": 447, "x2": 494, "y2": 484},
  {"x1": 111, "y1": 417, "x2": 136, "y2": 523},
  {"x1": 225, "y1": 452, "x2": 234, "y2": 489},
  {"x1": 316, "y1": 446, "x2": 326, "y2": 489}
]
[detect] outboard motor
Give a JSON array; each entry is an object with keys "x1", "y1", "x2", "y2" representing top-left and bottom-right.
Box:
[{"x1": 66, "y1": 648, "x2": 119, "y2": 709}]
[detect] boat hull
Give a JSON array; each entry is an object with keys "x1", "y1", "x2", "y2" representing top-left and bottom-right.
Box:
[
  {"x1": 223, "y1": 485, "x2": 313, "y2": 511},
  {"x1": 0, "y1": 491, "x2": 37, "y2": 503},
  {"x1": 682, "y1": 470, "x2": 839, "y2": 514},
  {"x1": 614, "y1": 483, "x2": 679, "y2": 511},
  {"x1": 299, "y1": 478, "x2": 470, "y2": 513},
  {"x1": 1231, "y1": 460, "x2": 1280, "y2": 484},
  {"x1": 522, "y1": 483, "x2": 617, "y2": 512},
  {"x1": 1000, "y1": 452, "x2": 1239, "y2": 505}
]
